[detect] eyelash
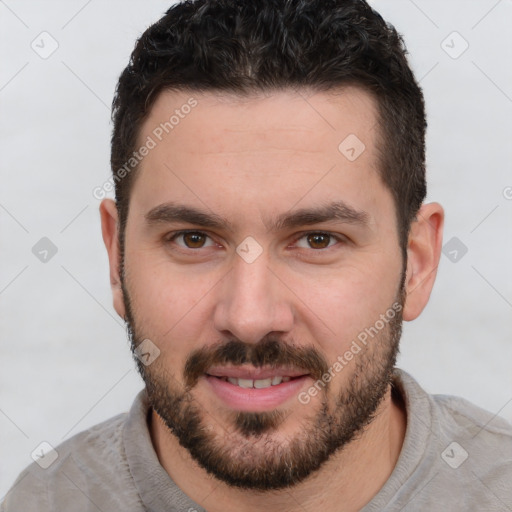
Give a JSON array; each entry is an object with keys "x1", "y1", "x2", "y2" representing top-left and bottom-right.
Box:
[{"x1": 165, "y1": 230, "x2": 346, "y2": 253}]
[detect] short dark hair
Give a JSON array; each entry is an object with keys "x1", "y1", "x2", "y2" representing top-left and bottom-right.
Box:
[{"x1": 111, "y1": 0, "x2": 427, "y2": 258}]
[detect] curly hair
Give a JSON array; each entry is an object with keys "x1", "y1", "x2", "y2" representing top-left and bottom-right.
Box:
[{"x1": 111, "y1": 0, "x2": 427, "y2": 258}]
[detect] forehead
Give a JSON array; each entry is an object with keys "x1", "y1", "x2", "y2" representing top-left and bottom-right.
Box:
[
  {"x1": 129, "y1": 86, "x2": 393, "y2": 234},
  {"x1": 139, "y1": 86, "x2": 378, "y2": 156}
]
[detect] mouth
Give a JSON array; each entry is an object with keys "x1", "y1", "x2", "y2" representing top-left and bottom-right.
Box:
[
  {"x1": 210, "y1": 375, "x2": 295, "y2": 388},
  {"x1": 203, "y1": 366, "x2": 311, "y2": 411}
]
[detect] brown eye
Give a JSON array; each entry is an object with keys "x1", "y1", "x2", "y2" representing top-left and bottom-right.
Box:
[
  {"x1": 294, "y1": 232, "x2": 343, "y2": 252},
  {"x1": 306, "y1": 233, "x2": 332, "y2": 249},
  {"x1": 182, "y1": 232, "x2": 207, "y2": 248},
  {"x1": 168, "y1": 231, "x2": 215, "y2": 250}
]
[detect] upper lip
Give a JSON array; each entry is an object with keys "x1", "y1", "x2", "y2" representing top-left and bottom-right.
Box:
[{"x1": 206, "y1": 366, "x2": 309, "y2": 380}]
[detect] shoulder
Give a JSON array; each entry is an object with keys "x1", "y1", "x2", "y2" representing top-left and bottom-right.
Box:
[
  {"x1": 396, "y1": 368, "x2": 512, "y2": 444},
  {"x1": 431, "y1": 391, "x2": 512, "y2": 475},
  {"x1": 391, "y1": 369, "x2": 512, "y2": 510},
  {"x1": 1, "y1": 410, "x2": 144, "y2": 511},
  {"x1": 433, "y1": 391, "x2": 512, "y2": 440},
  {"x1": 399, "y1": 369, "x2": 512, "y2": 459}
]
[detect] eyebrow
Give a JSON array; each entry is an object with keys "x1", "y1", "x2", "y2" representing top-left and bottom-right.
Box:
[{"x1": 145, "y1": 200, "x2": 370, "y2": 232}]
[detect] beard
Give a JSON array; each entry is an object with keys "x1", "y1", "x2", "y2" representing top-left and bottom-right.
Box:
[{"x1": 121, "y1": 268, "x2": 406, "y2": 491}]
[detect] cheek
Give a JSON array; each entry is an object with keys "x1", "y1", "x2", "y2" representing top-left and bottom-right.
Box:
[
  {"x1": 290, "y1": 261, "x2": 400, "y2": 352},
  {"x1": 124, "y1": 250, "x2": 218, "y2": 348}
]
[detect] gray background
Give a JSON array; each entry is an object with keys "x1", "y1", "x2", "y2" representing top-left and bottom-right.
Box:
[{"x1": 1, "y1": 0, "x2": 511, "y2": 496}]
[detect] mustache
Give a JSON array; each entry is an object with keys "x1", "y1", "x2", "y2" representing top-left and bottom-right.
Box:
[{"x1": 184, "y1": 339, "x2": 329, "y2": 389}]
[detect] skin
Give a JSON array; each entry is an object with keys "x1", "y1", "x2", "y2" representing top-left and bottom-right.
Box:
[{"x1": 100, "y1": 86, "x2": 444, "y2": 511}]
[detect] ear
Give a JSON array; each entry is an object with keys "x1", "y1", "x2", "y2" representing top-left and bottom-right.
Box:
[
  {"x1": 99, "y1": 199, "x2": 126, "y2": 320},
  {"x1": 402, "y1": 202, "x2": 444, "y2": 321}
]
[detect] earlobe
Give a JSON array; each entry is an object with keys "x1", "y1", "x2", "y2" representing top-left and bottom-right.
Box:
[
  {"x1": 99, "y1": 199, "x2": 126, "y2": 319},
  {"x1": 402, "y1": 202, "x2": 444, "y2": 321}
]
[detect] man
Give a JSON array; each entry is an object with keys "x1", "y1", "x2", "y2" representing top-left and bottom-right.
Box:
[{"x1": 3, "y1": 0, "x2": 511, "y2": 510}]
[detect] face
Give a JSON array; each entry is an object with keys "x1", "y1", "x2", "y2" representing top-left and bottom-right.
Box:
[{"x1": 118, "y1": 87, "x2": 407, "y2": 490}]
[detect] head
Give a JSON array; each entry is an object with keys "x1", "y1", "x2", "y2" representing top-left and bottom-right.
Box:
[{"x1": 101, "y1": 0, "x2": 443, "y2": 491}]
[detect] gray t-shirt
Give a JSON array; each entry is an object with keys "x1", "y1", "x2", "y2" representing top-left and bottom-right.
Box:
[{"x1": 2, "y1": 369, "x2": 511, "y2": 511}]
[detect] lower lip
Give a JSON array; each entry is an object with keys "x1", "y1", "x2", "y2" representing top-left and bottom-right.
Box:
[{"x1": 204, "y1": 375, "x2": 310, "y2": 412}]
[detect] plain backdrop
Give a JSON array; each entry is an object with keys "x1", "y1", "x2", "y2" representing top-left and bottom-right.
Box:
[{"x1": 1, "y1": 0, "x2": 511, "y2": 497}]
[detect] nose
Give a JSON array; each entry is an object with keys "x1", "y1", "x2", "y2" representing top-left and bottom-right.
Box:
[{"x1": 213, "y1": 248, "x2": 294, "y2": 345}]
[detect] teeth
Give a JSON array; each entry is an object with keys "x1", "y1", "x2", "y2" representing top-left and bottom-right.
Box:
[
  {"x1": 254, "y1": 378, "x2": 272, "y2": 389},
  {"x1": 223, "y1": 376, "x2": 294, "y2": 388},
  {"x1": 237, "y1": 378, "x2": 253, "y2": 389}
]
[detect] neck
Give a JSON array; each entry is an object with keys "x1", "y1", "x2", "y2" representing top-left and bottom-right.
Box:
[{"x1": 149, "y1": 385, "x2": 406, "y2": 512}]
